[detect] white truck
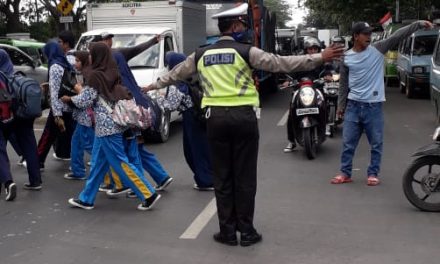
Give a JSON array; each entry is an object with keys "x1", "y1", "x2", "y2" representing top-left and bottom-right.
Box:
[
  {"x1": 76, "y1": 1, "x2": 206, "y2": 142},
  {"x1": 318, "y1": 29, "x2": 339, "y2": 47}
]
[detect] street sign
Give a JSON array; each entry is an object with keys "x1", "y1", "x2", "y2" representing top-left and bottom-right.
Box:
[
  {"x1": 60, "y1": 16, "x2": 73, "y2": 23},
  {"x1": 57, "y1": 0, "x2": 73, "y2": 16}
]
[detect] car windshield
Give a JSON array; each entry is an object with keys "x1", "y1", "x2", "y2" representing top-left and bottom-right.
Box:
[
  {"x1": 413, "y1": 35, "x2": 437, "y2": 56},
  {"x1": 76, "y1": 33, "x2": 159, "y2": 68}
]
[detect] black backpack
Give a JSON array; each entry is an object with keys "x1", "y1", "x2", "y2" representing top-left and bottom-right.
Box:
[{"x1": 187, "y1": 80, "x2": 205, "y2": 124}]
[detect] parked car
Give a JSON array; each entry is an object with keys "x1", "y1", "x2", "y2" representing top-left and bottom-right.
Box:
[
  {"x1": 0, "y1": 43, "x2": 47, "y2": 84},
  {"x1": 429, "y1": 29, "x2": 440, "y2": 123},
  {"x1": 0, "y1": 37, "x2": 46, "y2": 66},
  {"x1": 397, "y1": 29, "x2": 439, "y2": 98}
]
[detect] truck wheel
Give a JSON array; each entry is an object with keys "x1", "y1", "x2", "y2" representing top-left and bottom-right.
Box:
[
  {"x1": 405, "y1": 76, "x2": 414, "y2": 99},
  {"x1": 150, "y1": 110, "x2": 171, "y2": 143}
]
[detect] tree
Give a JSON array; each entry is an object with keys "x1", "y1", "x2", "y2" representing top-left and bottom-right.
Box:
[
  {"x1": 0, "y1": 0, "x2": 26, "y2": 33},
  {"x1": 264, "y1": 0, "x2": 292, "y2": 28}
]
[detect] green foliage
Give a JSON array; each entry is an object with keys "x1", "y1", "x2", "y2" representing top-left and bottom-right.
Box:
[
  {"x1": 264, "y1": 0, "x2": 292, "y2": 28},
  {"x1": 303, "y1": 0, "x2": 438, "y2": 34}
]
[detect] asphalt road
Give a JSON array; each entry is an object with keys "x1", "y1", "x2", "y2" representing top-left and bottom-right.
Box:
[{"x1": 1, "y1": 86, "x2": 440, "y2": 264}]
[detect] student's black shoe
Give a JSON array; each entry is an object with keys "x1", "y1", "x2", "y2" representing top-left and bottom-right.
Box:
[
  {"x1": 240, "y1": 232, "x2": 262, "y2": 247},
  {"x1": 64, "y1": 173, "x2": 86, "y2": 180},
  {"x1": 126, "y1": 191, "x2": 137, "y2": 198},
  {"x1": 213, "y1": 232, "x2": 238, "y2": 246},
  {"x1": 17, "y1": 156, "x2": 25, "y2": 166},
  {"x1": 68, "y1": 198, "x2": 94, "y2": 210},
  {"x1": 106, "y1": 187, "x2": 130, "y2": 197},
  {"x1": 155, "y1": 177, "x2": 173, "y2": 191},
  {"x1": 137, "y1": 193, "x2": 161, "y2": 211},
  {"x1": 193, "y1": 184, "x2": 214, "y2": 191},
  {"x1": 23, "y1": 183, "x2": 42, "y2": 191},
  {"x1": 98, "y1": 184, "x2": 113, "y2": 192},
  {"x1": 5, "y1": 182, "x2": 17, "y2": 201}
]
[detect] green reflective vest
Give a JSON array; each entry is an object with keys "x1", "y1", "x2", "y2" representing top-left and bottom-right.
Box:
[{"x1": 196, "y1": 41, "x2": 259, "y2": 108}]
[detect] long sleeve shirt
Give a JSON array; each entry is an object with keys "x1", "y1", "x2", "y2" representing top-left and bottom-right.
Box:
[
  {"x1": 71, "y1": 86, "x2": 94, "y2": 127},
  {"x1": 338, "y1": 21, "x2": 427, "y2": 111},
  {"x1": 115, "y1": 37, "x2": 158, "y2": 62},
  {"x1": 71, "y1": 86, "x2": 127, "y2": 137},
  {"x1": 49, "y1": 64, "x2": 72, "y2": 117},
  {"x1": 156, "y1": 36, "x2": 323, "y2": 89}
]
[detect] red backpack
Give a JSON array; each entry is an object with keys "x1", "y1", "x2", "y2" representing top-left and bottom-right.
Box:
[{"x1": 0, "y1": 80, "x2": 13, "y2": 123}]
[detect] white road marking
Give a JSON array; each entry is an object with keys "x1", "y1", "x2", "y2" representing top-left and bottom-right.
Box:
[
  {"x1": 180, "y1": 198, "x2": 217, "y2": 239},
  {"x1": 277, "y1": 110, "x2": 289, "y2": 126},
  {"x1": 34, "y1": 128, "x2": 43, "y2": 132}
]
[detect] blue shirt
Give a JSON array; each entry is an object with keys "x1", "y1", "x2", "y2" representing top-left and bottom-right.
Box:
[{"x1": 344, "y1": 46, "x2": 385, "y2": 103}]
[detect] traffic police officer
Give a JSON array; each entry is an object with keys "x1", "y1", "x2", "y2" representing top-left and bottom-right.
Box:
[{"x1": 144, "y1": 3, "x2": 344, "y2": 246}]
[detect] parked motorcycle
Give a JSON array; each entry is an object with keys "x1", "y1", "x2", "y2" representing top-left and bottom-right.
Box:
[
  {"x1": 402, "y1": 127, "x2": 440, "y2": 212},
  {"x1": 287, "y1": 77, "x2": 327, "y2": 159},
  {"x1": 322, "y1": 71, "x2": 340, "y2": 137}
]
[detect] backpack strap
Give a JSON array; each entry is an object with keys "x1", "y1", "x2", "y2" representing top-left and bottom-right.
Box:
[{"x1": 98, "y1": 96, "x2": 114, "y2": 114}]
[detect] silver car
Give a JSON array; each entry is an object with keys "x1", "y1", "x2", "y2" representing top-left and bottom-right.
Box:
[{"x1": 0, "y1": 43, "x2": 47, "y2": 84}]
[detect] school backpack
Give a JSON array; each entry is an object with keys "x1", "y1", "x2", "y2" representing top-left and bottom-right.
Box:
[
  {"x1": 0, "y1": 71, "x2": 42, "y2": 119},
  {"x1": 0, "y1": 80, "x2": 13, "y2": 123},
  {"x1": 99, "y1": 97, "x2": 153, "y2": 130},
  {"x1": 187, "y1": 80, "x2": 206, "y2": 124}
]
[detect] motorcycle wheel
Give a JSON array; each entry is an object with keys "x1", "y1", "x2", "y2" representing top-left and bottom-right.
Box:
[
  {"x1": 303, "y1": 127, "x2": 316, "y2": 160},
  {"x1": 402, "y1": 156, "x2": 440, "y2": 212},
  {"x1": 328, "y1": 107, "x2": 336, "y2": 138}
]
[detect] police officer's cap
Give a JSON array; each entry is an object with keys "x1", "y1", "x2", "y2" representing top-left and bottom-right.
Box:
[{"x1": 212, "y1": 3, "x2": 248, "y2": 26}]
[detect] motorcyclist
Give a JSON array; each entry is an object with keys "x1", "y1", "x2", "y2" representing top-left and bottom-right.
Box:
[
  {"x1": 284, "y1": 37, "x2": 327, "y2": 152},
  {"x1": 329, "y1": 36, "x2": 345, "y2": 73}
]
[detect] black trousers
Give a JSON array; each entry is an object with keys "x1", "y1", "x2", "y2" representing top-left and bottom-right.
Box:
[
  {"x1": 37, "y1": 110, "x2": 75, "y2": 164},
  {"x1": 0, "y1": 118, "x2": 41, "y2": 186},
  {"x1": 206, "y1": 106, "x2": 259, "y2": 234}
]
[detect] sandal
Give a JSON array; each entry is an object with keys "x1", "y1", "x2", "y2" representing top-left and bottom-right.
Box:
[
  {"x1": 331, "y1": 175, "x2": 352, "y2": 184},
  {"x1": 367, "y1": 176, "x2": 380, "y2": 186}
]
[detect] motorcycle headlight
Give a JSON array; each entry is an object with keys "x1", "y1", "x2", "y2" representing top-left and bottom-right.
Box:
[
  {"x1": 299, "y1": 87, "x2": 315, "y2": 106},
  {"x1": 433, "y1": 127, "x2": 440, "y2": 141},
  {"x1": 332, "y1": 74, "x2": 340, "y2": 82}
]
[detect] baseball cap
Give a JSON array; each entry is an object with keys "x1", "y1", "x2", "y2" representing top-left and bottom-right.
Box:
[
  {"x1": 100, "y1": 32, "x2": 114, "y2": 40},
  {"x1": 352, "y1": 22, "x2": 374, "y2": 34}
]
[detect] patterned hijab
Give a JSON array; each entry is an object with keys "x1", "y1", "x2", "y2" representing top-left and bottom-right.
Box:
[{"x1": 88, "y1": 42, "x2": 131, "y2": 102}]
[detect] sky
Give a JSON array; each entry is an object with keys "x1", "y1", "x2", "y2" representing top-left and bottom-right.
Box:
[{"x1": 284, "y1": 0, "x2": 308, "y2": 27}]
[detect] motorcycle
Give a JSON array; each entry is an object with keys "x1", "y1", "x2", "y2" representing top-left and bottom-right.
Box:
[
  {"x1": 403, "y1": 126, "x2": 440, "y2": 212},
  {"x1": 287, "y1": 77, "x2": 327, "y2": 159},
  {"x1": 322, "y1": 71, "x2": 341, "y2": 137}
]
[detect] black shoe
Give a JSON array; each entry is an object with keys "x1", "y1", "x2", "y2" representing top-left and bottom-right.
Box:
[
  {"x1": 17, "y1": 156, "x2": 25, "y2": 166},
  {"x1": 240, "y1": 232, "x2": 262, "y2": 247},
  {"x1": 126, "y1": 191, "x2": 137, "y2": 198},
  {"x1": 193, "y1": 184, "x2": 214, "y2": 191},
  {"x1": 137, "y1": 193, "x2": 161, "y2": 211},
  {"x1": 106, "y1": 187, "x2": 130, "y2": 197},
  {"x1": 23, "y1": 183, "x2": 42, "y2": 191},
  {"x1": 64, "y1": 172, "x2": 86, "y2": 180},
  {"x1": 5, "y1": 182, "x2": 17, "y2": 201},
  {"x1": 213, "y1": 232, "x2": 238, "y2": 246},
  {"x1": 68, "y1": 198, "x2": 94, "y2": 210},
  {"x1": 155, "y1": 177, "x2": 173, "y2": 191}
]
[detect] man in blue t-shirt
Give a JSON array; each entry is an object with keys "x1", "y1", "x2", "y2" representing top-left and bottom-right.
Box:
[{"x1": 331, "y1": 20, "x2": 433, "y2": 186}]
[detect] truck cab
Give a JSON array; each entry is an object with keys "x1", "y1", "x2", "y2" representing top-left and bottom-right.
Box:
[
  {"x1": 397, "y1": 29, "x2": 439, "y2": 98},
  {"x1": 75, "y1": 27, "x2": 180, "y2": 142}
]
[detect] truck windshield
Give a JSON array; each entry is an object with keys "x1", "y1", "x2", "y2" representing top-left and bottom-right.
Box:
[
  {"x1": 76, "y1": 33, "x2": 159, "y2": 68},
  {"x1": 413, "y1": 35, "x2": 437, "y2": 56}
]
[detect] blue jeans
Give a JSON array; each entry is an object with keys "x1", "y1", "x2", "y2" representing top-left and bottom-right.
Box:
[{"x1": 340, "y1": 100, "x2": 384, "y2": 178}]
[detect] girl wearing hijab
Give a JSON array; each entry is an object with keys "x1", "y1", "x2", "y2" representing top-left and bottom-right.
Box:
[
  {"x1": 163, "y1": 52, "x2": 213, "y2": 190},
  {"x1": 37, "y1": 41, "x2": 75, "y2": 171},
  {"x1": 61, "y1": 51, "x2": 95, "y2": 180},
  {"x1": 68, "y1": 43, "x2": 160, "y2": 211},
  {"x1": 112, "y1": 46, "x2": 173, "y2": 194},
  {"x1": 0, "y1": 49, "x2": 42, "y2": 200}
]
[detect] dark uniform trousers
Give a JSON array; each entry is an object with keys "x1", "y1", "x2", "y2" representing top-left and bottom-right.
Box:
[
  {"x1": 37, "y1": 110, "x2": 75, "y2": 164},
  {"x1": 206, "y1": 105, "x2": 259, "y2": 234},
  {"x1": 0, "y1": 118, "x2": 41, "y2": 186}
]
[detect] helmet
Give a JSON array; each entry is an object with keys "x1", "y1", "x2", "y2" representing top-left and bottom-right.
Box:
[
  {"x1": 330, "y1": 36, "x2": 345, "y2": 45},
  {"x1": 304, "y1": 37, "x2": 321, "y2": 51}
]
